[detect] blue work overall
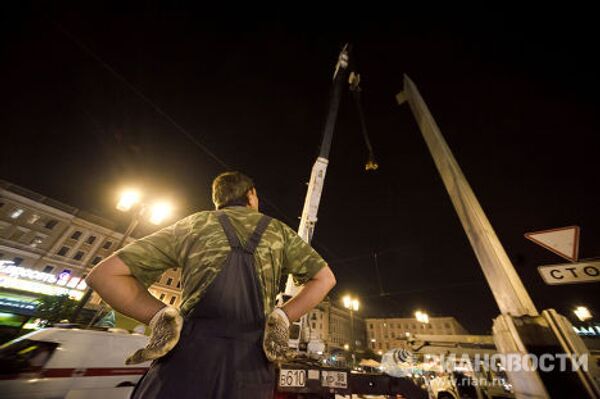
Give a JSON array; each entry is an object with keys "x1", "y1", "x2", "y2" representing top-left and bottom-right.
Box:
[{"x1": 132, "y1": 212, "x2": 276, "y2": 398}]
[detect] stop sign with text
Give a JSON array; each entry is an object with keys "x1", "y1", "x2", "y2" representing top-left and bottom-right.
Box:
[{"x1": 537, "y1": 261, "x2": 600, "y2": 285}]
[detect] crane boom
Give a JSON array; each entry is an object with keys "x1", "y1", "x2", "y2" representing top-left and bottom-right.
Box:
[
  {"x1": 297, "y1": 45, "x2": 349, "y2": 243},
  {"x1": 285, "y1": 45, "x2": 350, "y2": 296}
]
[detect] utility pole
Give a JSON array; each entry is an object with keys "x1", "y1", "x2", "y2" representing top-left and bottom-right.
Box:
[
  {"x1": 343, "y1": 295, "x2": 360, "y2": 369},
  {"x1": 397, "y1": 75, "x2": 599, "y2": 398},
  {"x1": 400, "y1": 76, "x2": 537, "y2": 317},
  {"x1": 373, "y1": 252, "x2": 385, "y2": 296}
]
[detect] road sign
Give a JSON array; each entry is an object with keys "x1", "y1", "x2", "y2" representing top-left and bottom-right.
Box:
[
  {"x1": 537, "y1": 260, "x2": 600, "y2": 285},
  {"x1": 525, "y1": 226, "x2": 580, "y2": 262}
]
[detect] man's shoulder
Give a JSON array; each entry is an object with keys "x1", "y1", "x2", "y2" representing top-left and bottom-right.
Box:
[
  {"x1": 222, "y1": 207, "x2": 278, "y2": 223},
  {"x1": 176, "y1": 210, "x2": 211, "y2": 226},
  {"x1": 222, "y1": 207, "x2": 290, "y2": 235},
  {"x1": 168, "y1": 211, "x2": 217, "y2": 236},
  {"x1": 260, "y1": 214, "x2": 295, "y2": 244}
]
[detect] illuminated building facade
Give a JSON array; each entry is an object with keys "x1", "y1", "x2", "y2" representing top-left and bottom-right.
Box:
[
  {"x1": 366, "y1": 316, "x2": 468, "y2": 355},
  {"x1": 0, "y1": 180, "x2": 183, "y2": 330}
]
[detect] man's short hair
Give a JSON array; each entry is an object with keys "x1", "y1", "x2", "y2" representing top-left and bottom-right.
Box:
[{"x1": 212, "y1": 172, "x2": 255, "y2": 209}]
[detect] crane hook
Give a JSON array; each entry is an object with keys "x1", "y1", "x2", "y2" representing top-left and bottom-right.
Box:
[{"x1": 349, "y1": 72, "x2": 379, "y2": 171}]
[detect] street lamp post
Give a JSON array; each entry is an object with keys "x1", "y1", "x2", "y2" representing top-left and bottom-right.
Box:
[
  {"x1": 343, "y1": 295, "x2": 360, "y2": 369},
  {"x1": 71, "y1": 189, "x2": 172, "y2": 323},
  {"x1": 574, "y1": 306, "x2": 592, "y2": 322},
  {"x1": 71, "y1": 217, "x2": 138, "y2": 322},
  {"x1": 415, "y1": 310, "x2": 429, "y2": 324}
]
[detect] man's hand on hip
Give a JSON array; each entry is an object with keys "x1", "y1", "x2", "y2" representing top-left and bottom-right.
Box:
[
  {"x1": 126, "y1": 306, "x2": 183, "y2": 365},
  {"x1": 263, "y1": 308, "x2": 296, "y2": 363}
]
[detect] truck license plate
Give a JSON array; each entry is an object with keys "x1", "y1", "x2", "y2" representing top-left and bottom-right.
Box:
[
  {"x1": 321, "y1": 370, "x2": 347, "y2": 388},
  {"x1": 279, "y1": 369, "x2": 307, "y2": 387}
]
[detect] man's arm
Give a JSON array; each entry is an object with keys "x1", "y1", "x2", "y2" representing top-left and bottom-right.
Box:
[
  {"x1": 85, "y1": 255, "x2": 165, "y2": 325},
  {"x1": 281, "y1": 265, "x2": 336, "y2": 322}
]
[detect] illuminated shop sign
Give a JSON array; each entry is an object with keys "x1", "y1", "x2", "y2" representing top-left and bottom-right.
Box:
[
  {"x1": 0, "y1": 261, "x2": 85, "y2": 300},
  {"x1": 573, "y1": 325, "x2": 600, "y2": 337},
  {"x1": 0, "y1": 296, "x2": 38, "y2": 315}
]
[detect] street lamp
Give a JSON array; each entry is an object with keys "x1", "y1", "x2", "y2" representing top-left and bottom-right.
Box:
[
  {"x1": 342, "y1": 294, "x2": 360, "y2": 369},
  {"x1": 116, "y1": 189, "x2": 141, "y2": 212},
  {"x1": 148, "y1": 201, "x2": 173, "y2": 225},
  {"x1": 72, "y1": 189, "x2": 173, "y2": 323},
  {"x1": 113, "y1": 190, "x2": 174, "y2": 247},
  {"x1": 574, "y1": 306, "x2": 592, "y2": 322},
  {"x1": 415, "y1": 310, "x2": 429, "y2": 324}
]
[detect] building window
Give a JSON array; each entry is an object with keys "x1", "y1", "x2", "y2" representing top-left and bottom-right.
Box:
[
  {"x1": 312, "y1": 322, "x2": 316, "y2": 329},
  {"x1": 169, "y1": 296, "x2": 177, "y2": 305},
  {"x1": 444, "y1": 323, "x2": 451, "y2": 329},
  {"x1": 102, "y1": 241, "x2": 112, "y2": 250},
  {"x1": 58, "y1": 246, "x2": 70, "y2": 256},
  {"x1": 166, "y1": 278, "x2": 173, "y2": 286},
  {"x1": 159, "y1": 293, "x2": 166, "y2": 300},
  {"x1": 42, "y1": 265, "x2": 54, "y2": 273},
  {"x1": 10, "y1": 229, "x2": 27, "y2": 242},
  {"x1": 73, "y1": 251, "x2": 85, "y2": 260},
  {"x1": 45, "y1": 220, "x2": 58, "y2": 230},
  {"x1": 176, "y1": 281, "x2": 181, "y2": 288},
  {"x1": 92, "y1": 256, "x2": 102, "y2": 265},
  {"x1": 71, "y1": 231, "x2": 82, "y2": 240},
  {"x1": 10, "y1": 208, "x2": 24, "y2": 219},
  {"x1": 30, "y1": 236, "x2": 44, "y2": 248},
  {"x1": 28, "y1": 214, "x2": 41, "y2": 224},
  {"x1": 86, "y1": 236, "x2": 96, "y2": 244},
  {"x1": 369, "y1": 323, "x2": 373, "y2": 329},
  {"x1": 12, "y1": 257, "x2": 24, "y2": 266}
]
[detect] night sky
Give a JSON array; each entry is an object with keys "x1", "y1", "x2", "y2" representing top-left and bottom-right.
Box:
[{"x1": 2, "y1": 5, "x2": 599, "y2": 333}]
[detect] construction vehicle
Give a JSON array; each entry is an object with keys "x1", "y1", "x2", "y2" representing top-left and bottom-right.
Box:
[
  {"x1": 279, "y1": 43, "x2": 378, "y2": 354},
  {"x1": 274, "y1": 45, "x2": 428, "y2": 398}
]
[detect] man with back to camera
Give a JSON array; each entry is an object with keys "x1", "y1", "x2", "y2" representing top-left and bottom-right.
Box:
[{"x1": 86, "y1": 171, "x2": 336, "y2": 398}]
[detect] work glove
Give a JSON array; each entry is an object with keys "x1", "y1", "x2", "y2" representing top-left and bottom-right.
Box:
[
  {"x1": 263, "y1": 307, "x2": 296, "y2": 363},
  {"x1": 126, "y1": 306, "x2": 183, "y2": 365}
]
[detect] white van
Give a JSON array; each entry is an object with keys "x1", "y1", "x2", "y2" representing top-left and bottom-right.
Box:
[{"x1": 0, "y1": 326, "x2": 151, "y2": 399}]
